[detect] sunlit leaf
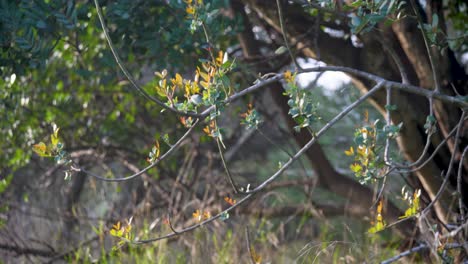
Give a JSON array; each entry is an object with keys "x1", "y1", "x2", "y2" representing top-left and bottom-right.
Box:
[
  {"x1": 32, "y1": 142, "x2": 49, "y2": 157},
  {"x1": 344, "y1": 146, "x2": 354, "y2": 156},
  {"x1": 368, "y1": 200, "x2": 386, "y2": 233},
  {"x1": 399, "y1": 189, "x2": 421, "y2": 219},
  {"x1": 350, "y1": 163, "x2": 362, "y2": 173},
  {"x1": 250, "y1": 246, "x2": 262, "y2": 264},
  {"x1": 224, "y1": 196, "x2": 236, "y2": 206},
  {"x1": 186, "y1": 6, "x2": 195, "y2": 15},
  {"x1": 284, "y1": 70, "x2": 295, "y2": 84},
  {"x1": 193, "y1": 209, "x2": 202, "y2": 221},
  {"x1": 51, "y1": 127, "x2": 60, "y2": 147}
]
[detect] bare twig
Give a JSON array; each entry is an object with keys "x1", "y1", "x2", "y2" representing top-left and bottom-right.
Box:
[
  {"x1": 77, "y1": 119, "x2": 199, "y2": 182},
  {"x1": 441, "y1": 219, "x2": 468, "y2": 239},
  {"x1": 421, "y1": 111, "x2": 466, "y2": 217},
  {"x1": 409, "y1": 0, "x2": 440, "y2": 93},
  {"x1": 396, "y1": 118, "x2": 467, "y2": 173},
  {"x1": 131, "y1": 82, "x2": 385, "y2": 244},
  {"x1": 299, "y1": 66, "x2": 467, "y2": 108},
  {"x1": 245, "y1": 227, "x2": 255, "y2": 264},
  {"x1": 380, "y1": 243, "x2": 428, "y2": 264},
  {"x1": 216, "y1": 137, "x2": 241, "y2": 194},
  {"x1": 93, "y1": 0, "x2": 199, "y2": 117},
  {"x1": 166, "y1": 215, "x2": 180, "y2": 235},
  {"x1": 458, "y1": 146, "x2": 468, "y2": 223},
  {"x1": 276, "y1": 0, "x2": 301, "y2": 70},
  {"x1": 257, "y1": 128, "x2": 294, "y2": 158},
  {"x1": 381, "y1": 242, "x2": 468, "y2": 264}
]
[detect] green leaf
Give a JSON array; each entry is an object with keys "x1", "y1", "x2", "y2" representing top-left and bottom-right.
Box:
[
  {"x1": 274, "y1": 46, "x2": 287, "y2": 54},
  {"x1": 384, "y1": 104, "x2": 397, "y2": 111}
]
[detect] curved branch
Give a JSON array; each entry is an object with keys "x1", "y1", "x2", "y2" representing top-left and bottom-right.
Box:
[
  {"x1": 76, "y1": 119, "x2": 199, "y2": 182},
  {"x1": 129, "y1": 81, "x2": 385, "y2": 244},
  {"x1": 421, "y1": 111, "x2": 466, "y2": 216},
  {"x1": 93, "y1": 0, "x2": 199, "y2": 117}
]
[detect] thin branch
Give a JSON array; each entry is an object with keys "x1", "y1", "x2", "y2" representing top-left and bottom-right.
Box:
[
  {"x1": 276, "y1": 0, "x2": 301, "y2": 70},
  {"x1": 421, "y1": 111, "x2": 467, "y2": 216},
  {"x1": 409, "y1": 0, "x2": 440, "y2": 93},
  {"x1": 381, "y1": 242, "x2": 468, "y2": 264},
  {"x1": 130, "y1": 81, "x2": 385, "y2": 244},
  {"x1": 298, "y1": 66, "x2": 467, "y2": 108},
  {"x1": 257, "y1": 128, "x2": 294, "y2": 158},
  {"x1": 166, "y1": 215, "x2": 180, "y2": 235},
  {"x1": 458, "y1": 146, "x2": 468, "y2": 223},
  {"x1": 384, "y1": 86, "x2": 393, "y2": 165},
  {"x1": 0, "y1": 243, "x2": 56, "y2": 257},
  {"x1": 245, "y1": 227, "x2": 255, "y2": 264},
  {"x1": 93, "y1": 0, "x2": 199, "y2": 117},
  {"x1": 376, "y1": 34, "x2": 409, "y2": 84},
  {"x1": 384, "y1": 96, "x2": 435, "y2": 169},
  {"x1": 76, "y1": 119, "x2": 199, "y2": 182},
  {"x1": 396, "y1": 118, "x2": 467, "y2": 173},
  {"x1": 380, "y1": 243, "x2": 428, "y2": 264},
  {"x1": 216, "y1": 137, "x2": 241, "y2": 194},
  {"x1": 224, "y1": 127, "x2": 256, "y2": 162}
]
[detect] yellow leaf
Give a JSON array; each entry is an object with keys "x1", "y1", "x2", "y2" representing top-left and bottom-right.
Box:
[
  {"x1": 186, "y1": 6, "x2": 195, "y2": 15},
  {"x1": 356, "y1": 146, "x2": 367, "y2": 158},
  {"x1": 125, "y1": 224, "x2": 132, "y2": 234},
  {"x1": 399, "y1": 189, "x2": 421, "y2": 219},
  {"x1": 173, "y1": 73, "x2": 183, "y2": 87},
  {"x1": 193, "y1": 210, "x2": 202, "y2": 221},
  {"x1": 32, "y1": 142, "x2": 49, "y2": 157},
  {"x1": 155, "y1": 140, "x2": 160, "y2": 158},
  {"x1": 199, "y1": 70, "x2": 210, "y2": 82},
  {"x1": 51, "y1": 127, "x2": 60, "y2": 147},
  {"x1": 216, "y1": 51, "x2": 224, "y2": 66},
  {"x1": 350, "y1": 163, "x2": 362, "y2": 173},
  {"x1": 368, "y1": 200, "x2": 386, "y2": 233},
  {"x1": 112, "y1": 221, "x2": 121, "y2": 231},
  {"x1": 203, "y1": 125, "x2": 212, "y2": 137},
  {"x1": 250, "y1": 246, "x2": 262, "y2": 264},
  {"x1": 110, "y1": 221, "x2": 124, "y2": 237},
  {"x1": 200, "y1": 81, "x2": 210, "y2": 90},
  {"x1": 203, "y1": 211, "x2": 211, "y2": 219},
  {"x1": 377, "y1": 200, "x2": 383, "y2": 215},
  {"x1": 284, "y1": 70, "x2": 295, "y2": 84},
  {"x1": 344, "y1": 146, "x2": 354, "y2": 156}
]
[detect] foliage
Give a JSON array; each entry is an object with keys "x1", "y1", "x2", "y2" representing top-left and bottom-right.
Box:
[
  {"x1": 1, "y1": 0, "x2": 467, "y2": 262},
  {"x1": 284, "y1": 71, "x2": 321, "y2": 132},
  {"x1": 368, "y1": 200, "x2": 386, "y2": 234},
  {"x1": 346, "y1": 0, "x2": 406, "y2": 34},
  {"x1": 399, "y1": 188, "x2": 421, "y2": 219},
  {"x1": 345, "y1": 117, "x2": 401, "y2": 184}
]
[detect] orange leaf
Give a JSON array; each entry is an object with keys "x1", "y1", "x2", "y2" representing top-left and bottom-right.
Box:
[{"x1": 224, "y1": 196, "x2": 236, "y2": 206}]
